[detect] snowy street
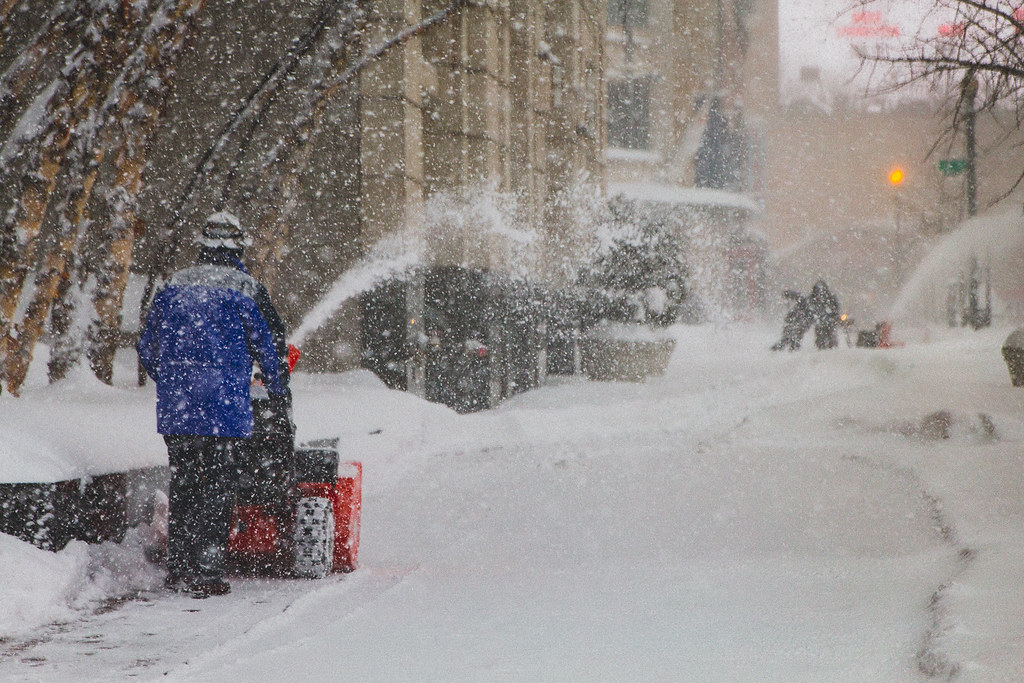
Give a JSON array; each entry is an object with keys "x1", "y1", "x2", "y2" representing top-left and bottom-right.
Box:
[{"x1": 2, "y1": 323, "x2": 1023, "y2": 680}]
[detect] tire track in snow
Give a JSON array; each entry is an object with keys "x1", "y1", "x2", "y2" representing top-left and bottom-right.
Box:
[
  {"x1": 162, "y1": 564, "x2": 423, "y2": 679},
  {"x1": 843, "y1": 454, "x2": 973, "y2": 680},
  {"x1": 0, "y1": 568, "x2": 415, "y2": 680}
]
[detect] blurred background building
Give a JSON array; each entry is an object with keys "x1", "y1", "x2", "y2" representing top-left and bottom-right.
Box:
[
  {"x1": 602, "y1": 0, "x2": 776, "y2": 318},
  {"x1": 766, "y1": 0, "x2": 1024, "y2": 325},
  {"x1": 8, "y1": 0, "x2": 1024, "y2": 390}
]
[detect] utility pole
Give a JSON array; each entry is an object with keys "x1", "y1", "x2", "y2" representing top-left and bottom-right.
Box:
[
  {"x1": 961, "y1": 71, "x2": 978, "y2": 217},
  {"x1": 888, "y1": 166, "x2": 905, "y2": 231},
  {"x1": 958, "y1": 72, "x2": 990, "y2": 329}
]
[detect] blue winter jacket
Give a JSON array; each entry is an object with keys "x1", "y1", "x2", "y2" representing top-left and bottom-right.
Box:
[{"x1": 137, "y1": 262, "x2": 285, "y2": 437}]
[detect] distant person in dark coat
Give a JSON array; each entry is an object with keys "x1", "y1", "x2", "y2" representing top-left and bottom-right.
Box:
[
  {"x1": 138, "y1": 212, "x2": 287, "y2": 598},
  {"x1": 771, "y1": 290, "x2": 813, "y2": 351},
  {"x1": 809, "y1": 280, "x2": 841, "y2": 350}
]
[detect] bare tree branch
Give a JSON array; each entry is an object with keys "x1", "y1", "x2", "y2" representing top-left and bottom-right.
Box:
[{"x1": 160, "y1": 0, "x2": 358, "y2": 241}]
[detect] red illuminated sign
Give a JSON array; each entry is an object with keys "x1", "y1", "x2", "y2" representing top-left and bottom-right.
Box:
[{"x1": 837, "y1": 11, "x2": 900, "y2": 39}]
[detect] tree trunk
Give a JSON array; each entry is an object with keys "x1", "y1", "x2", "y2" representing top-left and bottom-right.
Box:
[
  {"x1": 1, "y1": 5, "x2": 146, "y2": 394},
  {"x1": 1, "y1": 0, "x2": 205, "y2": 392},
  {"x1": 45, "y1": 256, "x2": 84, "y2": 383},
  {"x1": 0, "y1": 2, "x2": 95, "y2": 154},
  {"x1": 0, "y1": 0, "x2": 27, "y2": 65},
  {"x1": 86, "y1": 117, "x2": 152, "y2": 384},
  {"x1": 85, "y1": 0, "x2": 206, "y2": 384},
  {"x1": 3, "y1": 148, "x2": 105, "y2": 394},
  {"x1": 0, "y1": 129, "x2": 68, "y2": 349}
]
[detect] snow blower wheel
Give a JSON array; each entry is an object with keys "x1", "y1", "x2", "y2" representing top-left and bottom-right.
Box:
[{"x1": 293, "y1": 496, "x2": 335, "y2": 578}]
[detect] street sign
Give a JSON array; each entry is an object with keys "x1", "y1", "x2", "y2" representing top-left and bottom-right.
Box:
[{"x1": 939, "y1": 158, "x2": 967, "y2": 176}]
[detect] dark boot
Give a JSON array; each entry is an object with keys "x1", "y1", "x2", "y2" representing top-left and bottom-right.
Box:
[
  {"x1": 164, "y1": 572, "x2": 187, "y2": 592},
  {"x1": 185, "y1": 576, "x2": 232, "y2": 598}
]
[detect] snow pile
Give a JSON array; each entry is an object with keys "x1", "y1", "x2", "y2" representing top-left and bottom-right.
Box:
[
  {"x1": 0, "y1": 356, "x2": 165, "y2": 483},
  {"x1": 0, "y1": 535, "x2": 90, "y2": 638},
  {"x1": 0, "y1": 531, "x2": 161, "y2": 639}
]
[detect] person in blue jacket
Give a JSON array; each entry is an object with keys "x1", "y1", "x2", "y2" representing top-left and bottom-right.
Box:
[{"x1": 138, "y1": 212, "x2": 287, "y2": 597}]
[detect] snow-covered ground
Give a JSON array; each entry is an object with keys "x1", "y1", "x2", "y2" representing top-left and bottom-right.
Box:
[{"x1": 1, "y1": 322, "x2": 1023, "y2": 680}]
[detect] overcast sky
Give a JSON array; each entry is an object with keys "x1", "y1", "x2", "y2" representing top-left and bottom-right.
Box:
[{"x1": 778, "y1": 0, "x2": 956, "y2": 102}]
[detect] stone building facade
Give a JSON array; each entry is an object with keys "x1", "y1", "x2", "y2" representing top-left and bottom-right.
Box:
[
  {"x1": 309, "y1": 0, "x2": 607, "y2": 368},
  {"x1": 603, "y1": 0, "x2": 776, "y2": 190},
  {"x1": 359, "y1": 0, "x2": 605, "y2": 279}
]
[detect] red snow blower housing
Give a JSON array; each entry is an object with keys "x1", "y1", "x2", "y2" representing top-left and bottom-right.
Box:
[{"x1": 227, "y1": 344, "x2": 361, "y2": 577}]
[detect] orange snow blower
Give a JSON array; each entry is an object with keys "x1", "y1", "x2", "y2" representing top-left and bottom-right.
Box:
[{"x1": 228, "y1": 344, "x2": 361, "y2": 576}]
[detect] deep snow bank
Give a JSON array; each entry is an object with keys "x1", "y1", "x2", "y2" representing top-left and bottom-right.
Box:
[
  {"x1": 0, "y1": 531, "x2": 161, "y2": 639},
  {"x1": 0, "y1": 359, "x2": 165, "y2": 484}
]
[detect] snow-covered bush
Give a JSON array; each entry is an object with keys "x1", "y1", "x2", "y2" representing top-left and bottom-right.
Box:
[{"x1": 578, "y1": 198, "x2": 688, "y2": 327}]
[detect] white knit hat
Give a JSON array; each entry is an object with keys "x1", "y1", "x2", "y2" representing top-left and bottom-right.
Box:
[{"x1": 196, "y1": 211, "x2": 252, "y2": 249}]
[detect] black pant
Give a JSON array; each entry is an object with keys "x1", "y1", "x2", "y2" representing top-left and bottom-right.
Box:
[
  {"x1": 815, "y1": 324, "x2": 838, "y2": 350},
  {"x1": 164, "y1": 435, "x2": 239, "y2": 580}
]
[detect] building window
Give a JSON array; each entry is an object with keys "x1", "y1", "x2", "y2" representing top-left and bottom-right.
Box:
[
  {"x1": 695, "y1": 96, "x2": 748, "y2": 191},
  {"x1": 607, "y1": 0, "x2": 649, "y2": 28},
  {"x1": 607, "y1": 77, "x2": 651, "y2": 149}
]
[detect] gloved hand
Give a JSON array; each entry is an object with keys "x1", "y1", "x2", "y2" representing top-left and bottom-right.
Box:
[{"x1": 266, "y1": 389, "x2": 294, "y2": 429}]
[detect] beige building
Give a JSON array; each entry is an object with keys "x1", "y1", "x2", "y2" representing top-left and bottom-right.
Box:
[
  {"x1": 762, "y1": 7, "x2": 1024, "y2": 321},
  {"x1": 600, "y1": 0, "x2": 777, "y2": 318},
  {"x1": 764, "y1": 95, "x2": 1024, "y2": 244},
  {"x1": 359, "y1": 0, "x2": 605, "y2": 280},
  {"x1": 602, "y1": 0, "x2": 777, "y2": 189},
  {"x1": 767, "y1": 1, "x2": 1024, "y2": 247},
  {"x1": 292, "y1": 0, "x2": 608, "y2": 368},
  {"x1": 596, "y1": 0, "x2": 1023, "y2": 324}
]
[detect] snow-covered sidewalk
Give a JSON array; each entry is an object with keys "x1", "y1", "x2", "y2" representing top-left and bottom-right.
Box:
[{"x1": 1, "y1": 323, "x2": 1022, "y2": 680}]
